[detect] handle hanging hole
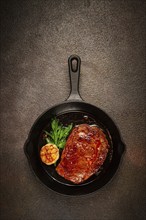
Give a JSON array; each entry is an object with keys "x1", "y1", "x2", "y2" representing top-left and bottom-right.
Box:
[{"x1": 71, "y1": 58, "x2": 78, "y2": 72}]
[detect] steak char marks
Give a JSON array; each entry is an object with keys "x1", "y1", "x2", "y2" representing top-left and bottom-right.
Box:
[{"x1": 56, "y1": 124, "x2": 109, "y2": 184}]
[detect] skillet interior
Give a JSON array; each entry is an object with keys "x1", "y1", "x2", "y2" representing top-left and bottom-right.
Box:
[{"x1": 24, "y1": 101, "x2": 124, "y2": 195}]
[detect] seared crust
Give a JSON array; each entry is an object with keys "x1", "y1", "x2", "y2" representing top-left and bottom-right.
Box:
[{"x1": 56, "y1": 124, "x2": 109, "y2": 184}]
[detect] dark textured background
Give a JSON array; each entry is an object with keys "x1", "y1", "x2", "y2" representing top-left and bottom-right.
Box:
[{"x1": 0, "y1": 0, "x2": 146, "y2": 220}]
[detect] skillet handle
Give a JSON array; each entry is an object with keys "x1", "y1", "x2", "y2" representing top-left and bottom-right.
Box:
[
  {"x1": 24, "y1": 139, "x2": 31, "y2": 158},
  {"x1": 66, "y1": 55, "x2": 83, "y2": 101},
  {"x1": 24, "y1": 138, "x2": 33, "y2": 159}
]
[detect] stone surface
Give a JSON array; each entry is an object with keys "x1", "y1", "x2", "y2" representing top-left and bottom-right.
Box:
[{"x1": 0, "y1": 0, "x2": 146, "y2": 220}]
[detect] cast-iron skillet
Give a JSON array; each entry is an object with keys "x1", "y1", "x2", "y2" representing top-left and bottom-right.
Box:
[{"x1": 24, "y1": 55, "x2": 125, "y2": 195}]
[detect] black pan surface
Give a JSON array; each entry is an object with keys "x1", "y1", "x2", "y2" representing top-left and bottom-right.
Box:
[{"x1": 24, "y1": 55, "x2": 125, "y2": 195}]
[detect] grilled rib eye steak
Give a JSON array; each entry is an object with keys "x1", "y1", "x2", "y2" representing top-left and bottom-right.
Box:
[{"x1": 56, "y1": 124, "x2": 109, "y2": 184}]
